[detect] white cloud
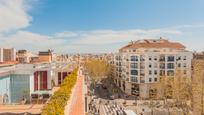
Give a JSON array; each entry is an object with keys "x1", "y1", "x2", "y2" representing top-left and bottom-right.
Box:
[
  {"x1": 0, "y1": 31, "x2": 65, "y2": 52},
  {"x1": 55, "y1": 31, "x2": 78, "y2": 38},
  {"x1": 0, "y1": 28, "x2": 183, "y2": 53},
  {"x1": 70, "y1": 29, "x2": 182, "y2": 45},
  {"x1": 0, "y1": 0, "x2": 34, "y2": 33}
]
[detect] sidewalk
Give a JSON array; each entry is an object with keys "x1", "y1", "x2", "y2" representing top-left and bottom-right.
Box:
[{"x1": 65, "y1": 70, "x2": 85, "y2": 115}]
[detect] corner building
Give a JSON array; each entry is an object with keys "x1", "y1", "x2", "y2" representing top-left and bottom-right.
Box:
[{"x1": 113, "y1": 38, "x2": 193, "y2": 99}]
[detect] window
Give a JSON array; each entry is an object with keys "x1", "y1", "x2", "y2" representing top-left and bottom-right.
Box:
[
  {"x1": 183, "y1": 63, "x2": 187, "y2": 68},
  {"x1": 177, "y1": 56, "x2": 181, "y2": 60},
  {"x1": 167, "y1": 63, "x2": 174, "y2": 69},
  {"x1": 154, "y1": 57, "x2": 157, "y2": 61},
  {"x1": 131, "y1": 77, "x2": 138, "y2": 82},
  {"x1": 131, "y1": 56, "x2": 138, "y2": 61},
  {"x1": 131, "y1": 70, "x2": 138, "y2": 75},
  {"x1": 149, "y1": 64, "x2": 152, "y2": 68},
  {"x1": 178, "y1": 63, "x2": 181, "y2": 67},
  {"x1": 149, "y1": 70, "x2": 152, "y2": 75},
  {"x1": 149, "y1": 78, "x2": 152, "y2": 82},
  {"x1": 168, "y1": 56, "x2": 174, "y2": 61},
  {"x1": 167, "y1": 70, "x2": 174, "y2": 76},
  {"x1": 160, "y1": 70, "x2": 165, "y2": 76},
  {"x1": 149, "y1": 56, "x2": 152, "y2": 61},
  {"x1": 131, "y1": 63, "x2": 138, "y2": 68},
  {"x1": 154, "y1": 70, "x2": 157, "y2": 75},
  {"x1": 154, "y1": 78, "x2": 157, "y2": 82},
  {"x1": 133, "y1": 49, "x2": 136, "y2": 52},
  {"x1": 183, "y1": 56, "x2": 187, "y2": 60}
]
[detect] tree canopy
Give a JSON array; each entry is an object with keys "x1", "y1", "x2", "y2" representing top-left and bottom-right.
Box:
[{"x1": 84, "y1": 59, "x2": 112, "y2": 82}]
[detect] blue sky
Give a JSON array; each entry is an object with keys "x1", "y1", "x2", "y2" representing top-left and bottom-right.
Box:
[{"x1": 0, "y1": 0, "x2": 204, "y2": 53}]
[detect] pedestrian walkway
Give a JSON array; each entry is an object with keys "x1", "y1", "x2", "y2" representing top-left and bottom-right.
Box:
[{"x1": 69, "y1": 71, "x2": 84, "y2": 115}]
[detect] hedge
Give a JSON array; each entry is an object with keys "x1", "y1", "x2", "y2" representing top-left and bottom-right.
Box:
[{"x1": 41, "y1": 68, "x2": 78, "y2": 115}]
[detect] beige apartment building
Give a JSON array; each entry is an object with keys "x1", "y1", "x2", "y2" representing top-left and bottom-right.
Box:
[
  {"x1": 113, "y1": 38, "x2": 193, "y2": 98},
  {"x1": 0, "y1": 48, "x2": 16, "y2": 63}
]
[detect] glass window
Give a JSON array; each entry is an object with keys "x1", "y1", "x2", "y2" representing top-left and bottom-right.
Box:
[
  {"x1": 154, "y1": 70, "x2": 157, "y2": 75},
  {"x1": 131, "y1": 70, "x2": 138, "y2": 75},
  {"x1": 149, "y1": 70, "x2": 152, "y2": 75},
  {"x1": 131, "y1": 63, "x2": 138, "y2": 68},
  {"x1": 183, "y1": 56, "x2": 187, "y2": 60},
  {"x1": 154, "y1": 57, "x2": 157, "y2": 61},
  {"x1": 149, "y1": 64, "x2": 152, "y2": 68},
  {"x1": 183, "y1": 63, "x2": 187, "y2": 67},
  {"x1": 149, "y1": 56, "x2": 152, "y2": 61},
  {"x1": 131, "y1": 56, "x2": 138, "y2": 61},
  {"x1": 177, "y1": 56, "x2": 181, "y2": 60},
  {"x1": 131, "y1": 77, "x2": 138, "y2": 82},
  {"x1": 149, "y1": 78, "x2": 152, "y2": 82},
  {"x1": 167, "y1": 63, "x2": 174, "y2": 69},
  {"x1": 168, "y1": 56, "x2": 174, "y2": 61},
  {"x1": 178, "y1": 63, "x2": 181, "y2": 67},
  {"x1": 154, "y1": 78, "x2": 157, "y2": 82}
]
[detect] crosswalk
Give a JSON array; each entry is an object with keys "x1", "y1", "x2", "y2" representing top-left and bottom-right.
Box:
[{"x1": 102, "y1": 104, "x2": 126, "y2": 115}]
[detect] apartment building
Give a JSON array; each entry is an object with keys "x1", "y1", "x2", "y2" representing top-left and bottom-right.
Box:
[
  {"x1": 38, "y1": 49, "x2": 52, "y2": 63},
  {"x1": 0, "y1": 48, "x2": 16, "y2": 63},
  {"x1": 16, "y1": 50, "x2": 35, "y2": 63},
  {"x1": 113, "y1": 38, "x2": 193, "y2": 98}
]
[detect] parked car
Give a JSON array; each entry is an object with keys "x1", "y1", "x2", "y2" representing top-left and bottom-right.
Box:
[{"x1": 109, "y1": 95, "x2": 115, "y2": 100}]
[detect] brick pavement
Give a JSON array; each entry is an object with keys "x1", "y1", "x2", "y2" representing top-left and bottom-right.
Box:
[{"x1": 69, "y1": 74, "x2": 84, "y2": 115}]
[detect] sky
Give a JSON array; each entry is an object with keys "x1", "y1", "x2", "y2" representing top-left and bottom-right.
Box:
[{"x1": 0, "y1": 0, "x2": 204, "y2": 53}]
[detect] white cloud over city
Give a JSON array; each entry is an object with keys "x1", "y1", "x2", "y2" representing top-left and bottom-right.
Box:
[{"x1": 0, "y1": 0, "x2": 203, "y2": 53}]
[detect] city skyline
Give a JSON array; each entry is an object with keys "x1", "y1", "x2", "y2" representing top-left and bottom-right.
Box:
[{"x1": 0, "y1": 0, "x2": 204, "y2": 53}]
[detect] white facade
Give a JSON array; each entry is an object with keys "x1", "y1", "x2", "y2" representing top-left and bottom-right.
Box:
[
  {"x1": 113, "y1": 39, "x2": 193, "y2": 98},
  {"x1": 0, "y1": 63, "x2": 56, "y2": 104}
]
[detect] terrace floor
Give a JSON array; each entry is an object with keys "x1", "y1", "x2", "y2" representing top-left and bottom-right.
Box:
[
  {"x1": 0, "y1": 104, "x2": 44, "y2": 114},
  {"x1": 0, "y1": 87, "x2": 60, "y2": 115}
]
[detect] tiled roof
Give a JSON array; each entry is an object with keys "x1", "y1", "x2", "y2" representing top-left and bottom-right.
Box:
[{"x1": 119, "y1": 38, "x2": 185, "y2": 51}]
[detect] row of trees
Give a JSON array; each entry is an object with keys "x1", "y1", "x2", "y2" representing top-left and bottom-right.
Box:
[
  {"x1": 41, "y1": 69, "x2": 78, "y2": 115},
  {"x1": 152, "y1": 70, "x2": 191, "y2": 115},
  {"x1": 84, "y1": 58, "x2": 112, "y2": 82},
  {"x1": 84, "y1": 58, "x2": 204, "y2": 114},
  {"x1": 150, "y1": 60, "x2": 204, "y2": 115}
]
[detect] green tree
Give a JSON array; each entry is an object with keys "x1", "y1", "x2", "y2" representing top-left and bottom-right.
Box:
[
  {"x1": 84, "y1": 59, "x2": 112, "y2": 82},
  {"x1": 192, "y1": 60, "x2": 204, "y2": 115}
]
